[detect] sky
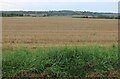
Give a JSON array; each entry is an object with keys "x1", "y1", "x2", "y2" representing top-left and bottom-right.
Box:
[{"x1": 0, "y1": 0, "x2": 119, "y2": 13}]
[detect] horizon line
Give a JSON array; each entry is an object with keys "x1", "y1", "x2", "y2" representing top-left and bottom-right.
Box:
[{"x1": 1, "y1": 10, "x2": 118, "y2": 13}]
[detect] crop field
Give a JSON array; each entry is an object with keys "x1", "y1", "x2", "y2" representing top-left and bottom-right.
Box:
[
  {"x1": 2, "y1": 17, "x2": 119, "y2": 77},
  {"x1": 2, "y1": 16, "x2": 118, "y2": 49}
]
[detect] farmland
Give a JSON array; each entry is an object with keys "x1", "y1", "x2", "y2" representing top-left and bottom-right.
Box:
[
  {"x1": 2, "y1": 16, "x2": 119, "y2": 77},
  {"x1": 2, "y1": 16, "x2": 118, "y2": 49}
]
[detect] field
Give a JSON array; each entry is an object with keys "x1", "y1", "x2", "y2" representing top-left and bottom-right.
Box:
[
  {"x1": 2, "y1": 16, "x2": 119, "y2": 77},
  {"x1": 2, "y1": 16, "x2": 118, "y2": 49}
]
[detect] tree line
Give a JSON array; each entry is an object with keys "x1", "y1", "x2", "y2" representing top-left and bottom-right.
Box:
[{"x1": 1, "y1": 10, "x2": 119, "y2": 19}]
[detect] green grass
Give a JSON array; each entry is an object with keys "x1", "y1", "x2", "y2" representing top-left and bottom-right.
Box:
[{"x1": 2, "y1": 45, "x2": 119, "y2": 77}]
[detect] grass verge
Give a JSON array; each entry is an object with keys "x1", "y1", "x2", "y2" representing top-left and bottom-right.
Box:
[{"x1": 2, "y1": 45, "x2": 119, "y2": 77}]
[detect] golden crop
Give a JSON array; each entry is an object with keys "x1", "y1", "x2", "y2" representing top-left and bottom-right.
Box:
[{"x1": 2, "y1": 16, "x2": 118, "y2": 49}]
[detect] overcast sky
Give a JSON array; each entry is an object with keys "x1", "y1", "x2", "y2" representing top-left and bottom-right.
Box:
[{"x1": 0, "y1": 0, "x2": 119, "y2": 13}]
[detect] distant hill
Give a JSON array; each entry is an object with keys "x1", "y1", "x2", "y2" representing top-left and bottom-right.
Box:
[{"x1": 1, "y1": 10, "x2": 119, "y2": 19}]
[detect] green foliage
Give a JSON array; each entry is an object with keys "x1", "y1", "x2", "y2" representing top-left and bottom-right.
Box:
[{"x1": 2, "y1": 45, "x2": 118, "y2": 77}]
